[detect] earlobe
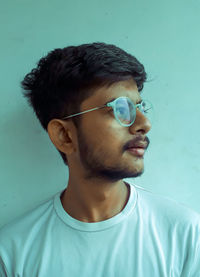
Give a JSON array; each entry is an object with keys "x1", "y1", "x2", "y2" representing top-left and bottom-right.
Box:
[{"x1": 47, "y1": 119, "x2": 74, "y2": 155}]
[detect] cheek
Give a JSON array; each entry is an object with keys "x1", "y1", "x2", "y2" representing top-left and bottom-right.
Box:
[
  {"x1": 82, "y1": 114, "x2": 126, "y2": 150},
  {"x1": 96, "y1": 127, "x2": 126, "y2": 155}
]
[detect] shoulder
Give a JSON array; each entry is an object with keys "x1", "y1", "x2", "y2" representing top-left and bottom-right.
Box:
[
  {"x1": 134, "y1": 184, "x2": 200, "y2": 228},
  {"x1": 0, "y1": 191, "x2": 61, "y2": 245},
  {"x1": 0, "y1": 191, "x2": 63, "y2": 276}
]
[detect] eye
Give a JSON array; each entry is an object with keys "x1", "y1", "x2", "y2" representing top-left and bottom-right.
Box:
[
  {"x1": 117, "y1": 106, "x2": 127, "y2": 114},
  {"x1": 118, "y1": 107, "x2": 126, "y2": 113},
  {"x1": 116, "y1": 107, "x2": 129, "y2": 120}
]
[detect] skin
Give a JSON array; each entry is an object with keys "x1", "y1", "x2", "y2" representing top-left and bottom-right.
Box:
[{"x1": 47, "y1": 79, "x2": 151, "y2": 222}]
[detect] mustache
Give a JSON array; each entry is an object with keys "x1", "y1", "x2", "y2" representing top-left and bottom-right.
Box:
[{"x1": 123, "y1": 135, "x2": 150, "y2": 152}]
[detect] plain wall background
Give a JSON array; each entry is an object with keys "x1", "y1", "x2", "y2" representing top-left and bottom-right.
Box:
[{"x1": 0, "y1": 0, "x2": 200, "y2": 227}]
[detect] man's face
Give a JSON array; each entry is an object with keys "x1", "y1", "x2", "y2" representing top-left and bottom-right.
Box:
[{"x1": 74, "y1": 79, "x2": 151, "y2": 182}]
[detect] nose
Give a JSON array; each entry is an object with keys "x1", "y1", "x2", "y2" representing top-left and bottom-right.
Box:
[{"x1": 129, "y1": 109, "x2": 151, "y2": 135}]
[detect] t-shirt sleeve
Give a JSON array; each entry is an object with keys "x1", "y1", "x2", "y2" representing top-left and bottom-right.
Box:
[
  {"x1": 0, "y1": 256, "x2": 9, "y2": 277},
  {"x1": 189, "y1": 242, "x2": 200, "y2": 277},
  {"x1": 176, "y1": 210, "x2": 200, "y2": 277},
  {"x1": 180, "y1": 220, "x2": 200, "y2": 277}
]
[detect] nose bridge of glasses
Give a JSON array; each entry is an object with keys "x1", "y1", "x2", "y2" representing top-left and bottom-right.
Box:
[
  {"x1": 135, "y1": 103, "x2": 152, "y2": 128},
  {"x1": 136, "y1": 102, "x2": 143, "y2": 113}
]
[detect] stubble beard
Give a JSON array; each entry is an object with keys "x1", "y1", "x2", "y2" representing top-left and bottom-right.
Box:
[{"x1": 77, "y1": 126, "x2": 144, "y2": 182}]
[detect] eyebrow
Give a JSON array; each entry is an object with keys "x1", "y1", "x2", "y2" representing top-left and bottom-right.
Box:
[
  {"x1": 104, "y1": 97, "x2": 142, "y2": 106},
  {"x1": 104, "y1": 98, "x2": 116, "y2": 105}
]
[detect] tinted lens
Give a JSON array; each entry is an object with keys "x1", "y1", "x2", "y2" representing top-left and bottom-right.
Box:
[{"x1": 115, "y1": 97, "x2": 135, "y2": 126}]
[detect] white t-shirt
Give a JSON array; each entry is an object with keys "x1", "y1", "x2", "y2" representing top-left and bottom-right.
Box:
[{"x1": 0, "y1": 183, "x2": 200, "y2": 277}]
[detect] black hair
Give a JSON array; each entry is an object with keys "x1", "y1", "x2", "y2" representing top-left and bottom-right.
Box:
[{"x1": 21, "y1": 42, "x2": 147, "y2": 165}]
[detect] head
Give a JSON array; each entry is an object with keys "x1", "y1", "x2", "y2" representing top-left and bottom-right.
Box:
[{"x1": 22, "y1": 42, "x2": 151, "y2": 181}]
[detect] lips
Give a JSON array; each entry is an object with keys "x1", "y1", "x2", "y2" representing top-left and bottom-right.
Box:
[
  {"x1": 127, "y1": 141, "x2": 148, "y2": 150},
  {"x1": 126, "y1": 140, "x2": 148, "y2": 157},
  {"x1": 127, "y1": 147, "x2": 145, "y2": 157}
]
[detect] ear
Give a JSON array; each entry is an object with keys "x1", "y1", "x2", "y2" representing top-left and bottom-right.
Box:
[{"x1": 47, "y1": 119, "x2": 75, "y2": 155}]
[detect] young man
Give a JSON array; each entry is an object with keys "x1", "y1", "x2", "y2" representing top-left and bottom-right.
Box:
[{"x1": 0, "y1": 43, "x2": 199, "y2": 276}]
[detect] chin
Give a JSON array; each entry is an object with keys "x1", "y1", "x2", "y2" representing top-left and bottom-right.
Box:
[
  {"x1": 131, "y1": 170, "x2": 144, "y2": 178},
  {"x1": 130, "y1": 158, "x2": 144, "y2": 171},
  {"x1": 128, "y1": 166, "x2": 144, "y2": 178}
]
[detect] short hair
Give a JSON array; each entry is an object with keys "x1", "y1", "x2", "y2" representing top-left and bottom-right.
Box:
[{"x1": 21, "y1": 42, "x2": 147, "y2": 165}]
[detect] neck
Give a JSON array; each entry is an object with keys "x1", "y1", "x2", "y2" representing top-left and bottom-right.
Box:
[{"x1": 60, "y1": 175, "x2": 130, "y2": 222}]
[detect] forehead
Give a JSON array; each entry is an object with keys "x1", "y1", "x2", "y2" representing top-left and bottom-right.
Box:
[{"x1": 81, "y1": 79, "x2": 141, "y2": 110}]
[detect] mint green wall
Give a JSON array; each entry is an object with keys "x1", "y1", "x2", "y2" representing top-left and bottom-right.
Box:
[{"x1": 1, "y1": 0, "x2": 200, "y2": 227}]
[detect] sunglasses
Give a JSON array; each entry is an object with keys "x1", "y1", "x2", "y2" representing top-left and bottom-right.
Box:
[{"x1": 62, "y1": 96, "x2": 152, "y2": 127}]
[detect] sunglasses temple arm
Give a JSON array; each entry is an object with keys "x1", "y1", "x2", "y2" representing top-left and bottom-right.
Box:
[{"x1": 62, "y1": 104, "x2": 107, "y2": 119}]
